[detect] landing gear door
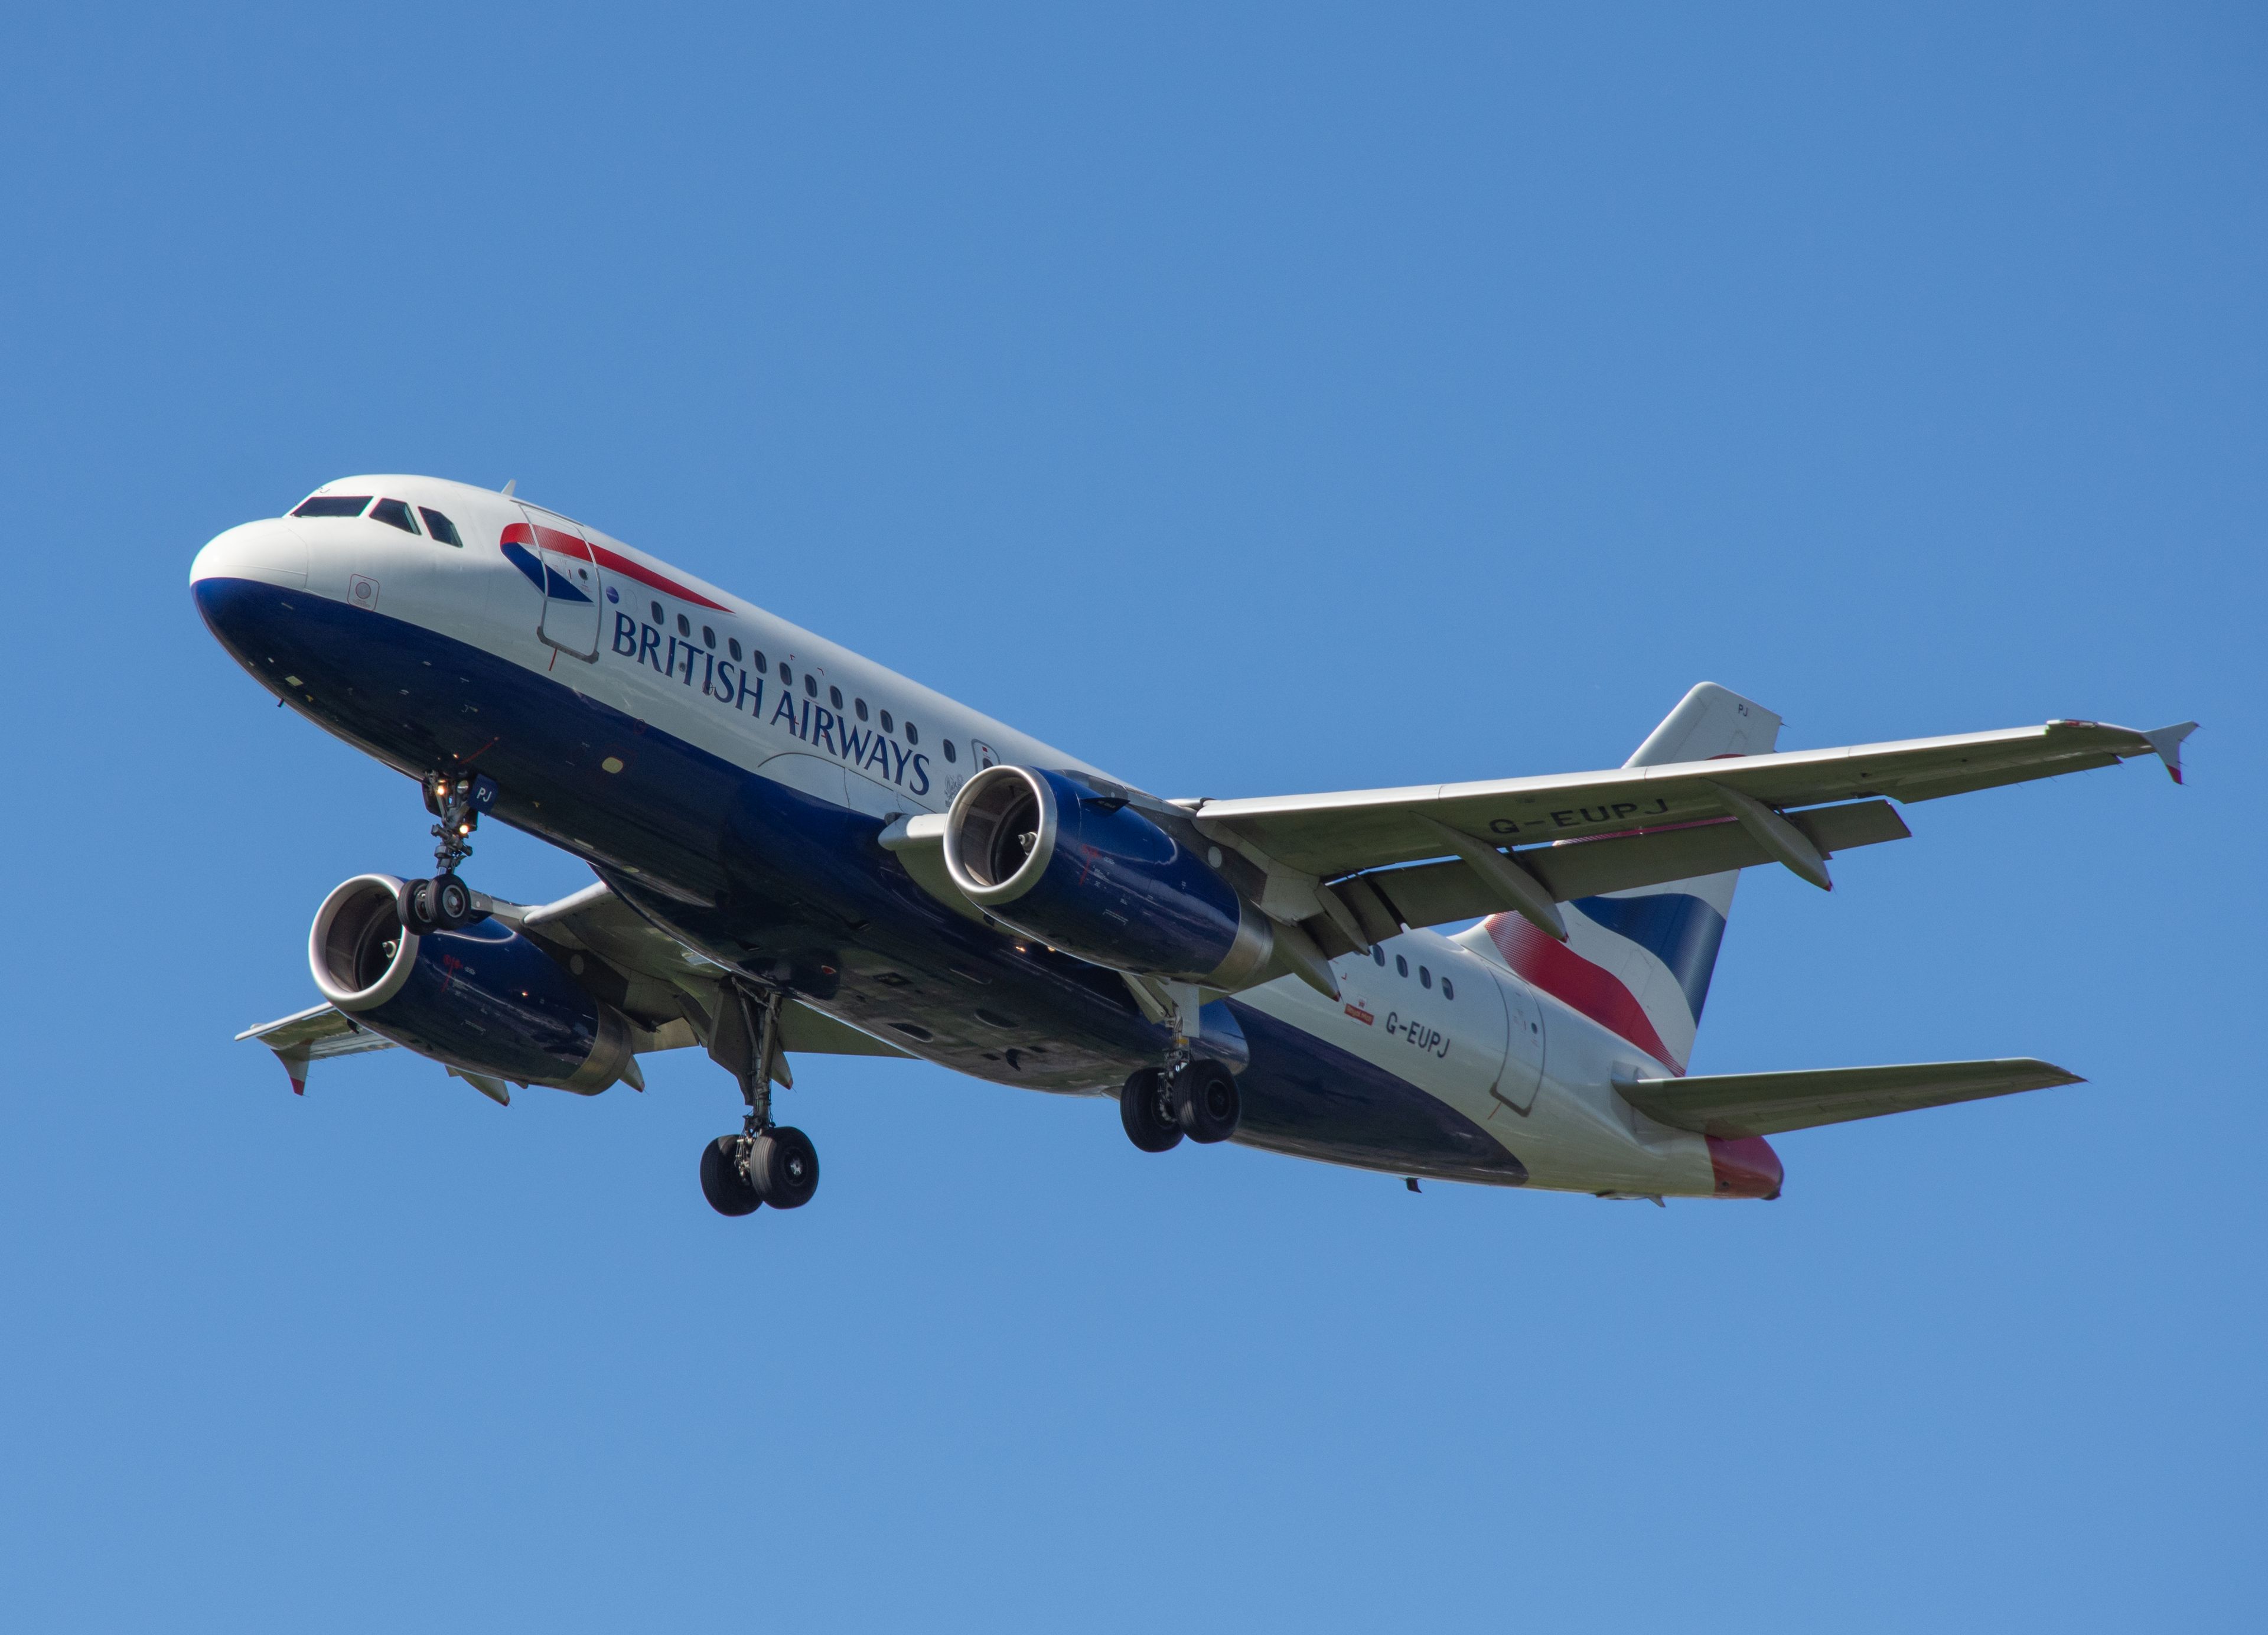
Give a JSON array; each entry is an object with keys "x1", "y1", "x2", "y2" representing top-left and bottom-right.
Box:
[{"x1": 517, "y1": 503, "x2": 604, "y2": 662}]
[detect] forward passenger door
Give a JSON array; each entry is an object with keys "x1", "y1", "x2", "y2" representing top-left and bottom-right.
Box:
[{"x1": 517, "y1": 503, "x2": 605, "y2": 662}]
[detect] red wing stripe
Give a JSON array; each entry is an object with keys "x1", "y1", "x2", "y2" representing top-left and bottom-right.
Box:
[
  {"x1": 588, "y1": 543, "x2": 731, "y2": 611},
  {"x1": 1486, "y1": 913, "x2": 1683, "y2": 1072}
]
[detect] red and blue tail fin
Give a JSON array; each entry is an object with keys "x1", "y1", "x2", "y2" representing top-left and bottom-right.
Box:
[{"x1": 1461, "y1": 683, "x2": 1781, "y2": 1074}]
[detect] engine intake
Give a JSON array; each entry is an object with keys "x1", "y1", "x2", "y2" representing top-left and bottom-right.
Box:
[
  {"x1": 941, "y1": 766, "x2": 1274, "y2": 986},
  {"x1": 309, "y1": 874, "x2": 634, "y2": 1093}
]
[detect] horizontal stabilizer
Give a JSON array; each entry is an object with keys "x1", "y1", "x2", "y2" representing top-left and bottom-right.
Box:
[{"x1": 1615, "y1": 1057, "x2": 2084, "y2": 1138}]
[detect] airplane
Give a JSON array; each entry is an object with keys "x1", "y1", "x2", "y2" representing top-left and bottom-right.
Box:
[{"x1": 192, "y1": 475, "x2": 2195, "y2": 1214}]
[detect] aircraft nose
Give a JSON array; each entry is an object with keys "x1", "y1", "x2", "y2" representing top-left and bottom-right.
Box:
[{"x1": 191, "y1": 519, "x2": 309, "y2": 588}]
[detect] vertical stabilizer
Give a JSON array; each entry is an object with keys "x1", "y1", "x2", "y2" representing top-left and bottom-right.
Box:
[
  {"x1": 1622, "y1": 681, "x2": 1783, "y2": 769},
  {"x1": 1459, "y1": 683, "x2": 1780, "y2": 1073}
]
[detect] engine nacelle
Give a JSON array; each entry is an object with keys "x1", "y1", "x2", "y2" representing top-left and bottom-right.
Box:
[
  {"x1": 308, "y1": 875, "x2": 635, "y2": 1093},
  {"x1": 941, "y1": 766, "x2": 1275, "y2": 986}
]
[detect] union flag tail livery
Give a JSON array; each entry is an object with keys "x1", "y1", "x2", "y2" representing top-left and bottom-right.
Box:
[
  {"x1": 1475, "y1": 683, "x2": 1775, "y2": 1076},
  {"x1": 197, "y1": 476, "x2": 2193, "y2": 1214}
]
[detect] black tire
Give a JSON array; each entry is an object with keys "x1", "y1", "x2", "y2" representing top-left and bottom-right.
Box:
[
  {"x1": 749, "y1": 1126, "x2": 820, "y2": 1210},
  {"x1": 429, "y1": 872, "x2": 472, "y2": 930},
  {"x1": 699, "y1": 1136, "x2": 762, "y2": 1217},
  {"x1": 395, "y1": 875, "x2": 437, "y2": 935},
  {"x1": 1119, "y1": 1067, "x2": 1182, "y2": 1152},
  {"x1": 1173, "y1": 1060, "x2": 1241, "y2": 1144}
]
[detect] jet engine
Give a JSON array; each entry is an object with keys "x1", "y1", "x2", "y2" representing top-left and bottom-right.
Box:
[
  {"x1": 941, "y1": 766, "x2": 1276, "y2": 987},
  {"x1": 308, "y1": 874, "x2": 636, "y2": 1093}
]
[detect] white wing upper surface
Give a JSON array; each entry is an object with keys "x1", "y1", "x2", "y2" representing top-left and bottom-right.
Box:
[{"x1": 1182, "y1": 718, "x2": 2189, "y2": 882}]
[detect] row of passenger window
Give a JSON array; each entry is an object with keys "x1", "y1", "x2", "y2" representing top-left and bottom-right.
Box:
[
  {"x1": 291, "y1": 493, "x2": 464, "y2": 547},
  {"x1": 292, "y1": 491, "x2": 970, "y2": 767},
  {"x1": 647, "y1": 601, "x2": 964, "y2": 760},
  {"x1": 1372, "y1": 944, "x2": 1454, "y2": 999}
]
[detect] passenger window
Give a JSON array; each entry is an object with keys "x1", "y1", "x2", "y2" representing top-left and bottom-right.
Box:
[
  {"x1": 1373, "y1": 947, "x2": 1385, "y2": 966},
  {"x1": 778, "y1": 664, "x2": 792, "y2": 687},
  {"x1": 728, "y1": 639, "x2": 742, "y2": 661},
  {"x1": 292, "y1": 495, "x2": 370, "y2": 517},
  {"x1": 751, "y1": 653, "x2": 768, "y2": 674},
  {"x1": 943, "y1": 741, "x2": 957, "y2": 763},
  {"x1": 804, "y1": 674, "x2": 817, "y2": 698},
  {"x1": 880, "y1": 710, "x2": 894, "y2": 733},
  {"x1": 702, "y1": 626, "x2": 716, "y2": 649},
  {"x1": 676, "y1": 614, "x2": 690, "y2": 637},
  {"x1": 905, "y1": 722, "x2": 920, "y2": 745},
  {"x1": 369, "y1": 499, "x2": 418, "y2": 534},
  {"x1": 855, "y1": 699, "x2": 869, "y2": 721},
  {"x1": 1442, "y1": 978, "x2": 1455, "y2": 1000},
  {"x1": 1419, "y1": 966, "x2": 1432, "y2": 988},
  {"x1": 829, "y1": 685, "x2": 843, "y2": 708},
  {"x1": 650, "y1": 601, "x2": 663, "y2": 623},
  {"x1": 1395, "y1": 955, "x2": 1409, "y2": 978},
  {"x1": 417, "y1": 507, "x2": 463, "y2": 546}
]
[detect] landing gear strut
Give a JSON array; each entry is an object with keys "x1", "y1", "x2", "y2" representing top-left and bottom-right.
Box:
[
  {"x1": 398, "y1": 773, "x2": 488, "y2": 934},
  {"x1": 699, "y1": 983, "x2": 821, "y2": 1217}
]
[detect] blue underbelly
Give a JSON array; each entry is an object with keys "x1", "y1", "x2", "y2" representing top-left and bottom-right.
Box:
[{"x1": 195, "y1": 576, "x2": 1527, "y2": 1180}]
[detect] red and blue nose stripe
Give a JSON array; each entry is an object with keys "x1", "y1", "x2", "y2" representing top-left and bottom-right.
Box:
[
  {"x1": 500, "y1": 523, "x2": 592, "y2": 602},
  {"x1": 498, "y1": 522, "x2": 731, "y2": 613}
]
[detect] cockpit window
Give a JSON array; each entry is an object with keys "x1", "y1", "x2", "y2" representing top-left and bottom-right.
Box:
[
  {"x1": 369, "y1": 499, "x2": 419, "y2": 534},
  {"x1": 292, "y1": 495, "x2": 370, "y2": 518},
  {"x1": 418, "y1": 507, "x2": 464, "y2": 546}
]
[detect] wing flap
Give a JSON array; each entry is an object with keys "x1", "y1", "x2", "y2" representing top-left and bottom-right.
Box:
[
  {"x1": 236, "y1": 1004, "x2": 396, "y2": 1094},
  {"x1": 1615, "y1": 1057, "x2": 2084, "y2": 1138},
  {"x1": 1335, "y1": 799, "x2": 1912, "y2": 936}
]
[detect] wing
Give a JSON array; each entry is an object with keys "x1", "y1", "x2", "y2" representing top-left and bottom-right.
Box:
[
  {"x1": 507, "y1": 881, "x2": 911, "y2": 1060},
  {"x1": 238, "y1": 880, "x2": 910, "y2": 1096},
  {"x1": 237, "y1": 1004, "x2": 397, "y2": 1094},
  {"x1": 1615, "y1": 1058, "x2": 2085, "y2": 1138},
  {"x1": 1182, "y1": 716, "x2": 2195, "y2": 950}
]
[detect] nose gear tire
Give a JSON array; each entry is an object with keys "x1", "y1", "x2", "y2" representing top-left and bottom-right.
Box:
[
  {"x1": 395, "y1": 876, "x2": 437, "y2": 935},
  {"x1": 430, "y1": 872, "x2": 472, "y2": 930},
  {"x1": 1119, "y1": 1067, "x2": 1183, "y2": 1152},
  {"x1": 748, "y1": 1126, "x2": 820, "y2": 1210},
  {"x1": 700, "y1": 1136, "x2": 763, "y2": 1216},
  {"x1": 1172, "y1": 1060, "x2": 1241, "y2": 1144}
]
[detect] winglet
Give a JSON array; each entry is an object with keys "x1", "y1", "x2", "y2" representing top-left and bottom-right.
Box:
[{"x1": 2142, "y1": 722, "x2": 2198, "y2": 784}]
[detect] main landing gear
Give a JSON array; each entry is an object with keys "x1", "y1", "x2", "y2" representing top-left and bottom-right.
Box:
[
  {"x1": 397, "y1": 773, "x2": 488, "y2": 934},
  {"x1": 699, "y1": 983, "x2": 821, "y2": 1217},
  {"x1": 1119, "y1": 1056, "x2": 1241, "y2": 1153}
]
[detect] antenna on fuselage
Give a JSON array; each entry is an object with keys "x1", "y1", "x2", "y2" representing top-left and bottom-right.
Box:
[{"x1": 501, "y1": 478, "x2": 517, "y2": 496}]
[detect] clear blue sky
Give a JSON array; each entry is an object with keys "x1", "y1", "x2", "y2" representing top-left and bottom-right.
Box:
[{"x1": 2, "y1": 5, "x2": 2259, "y2": 1629}]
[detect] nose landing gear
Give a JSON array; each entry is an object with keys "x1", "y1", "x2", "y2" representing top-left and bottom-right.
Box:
[
  {"x1": 698, "y1": 983, "x2": 822, "y2": 1217},
  {"x1": 398, "y1": 773, "x2": 493, "y2": 933}
]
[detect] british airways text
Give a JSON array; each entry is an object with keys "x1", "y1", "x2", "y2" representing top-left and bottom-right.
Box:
[{"x1": 611, "y1": 613, "x2": 931, "y2": 794}]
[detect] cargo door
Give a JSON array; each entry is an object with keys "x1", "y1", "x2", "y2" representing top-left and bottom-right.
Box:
[{"x1": 518, "y1": 504, "x2": 604, "y2": 662}]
